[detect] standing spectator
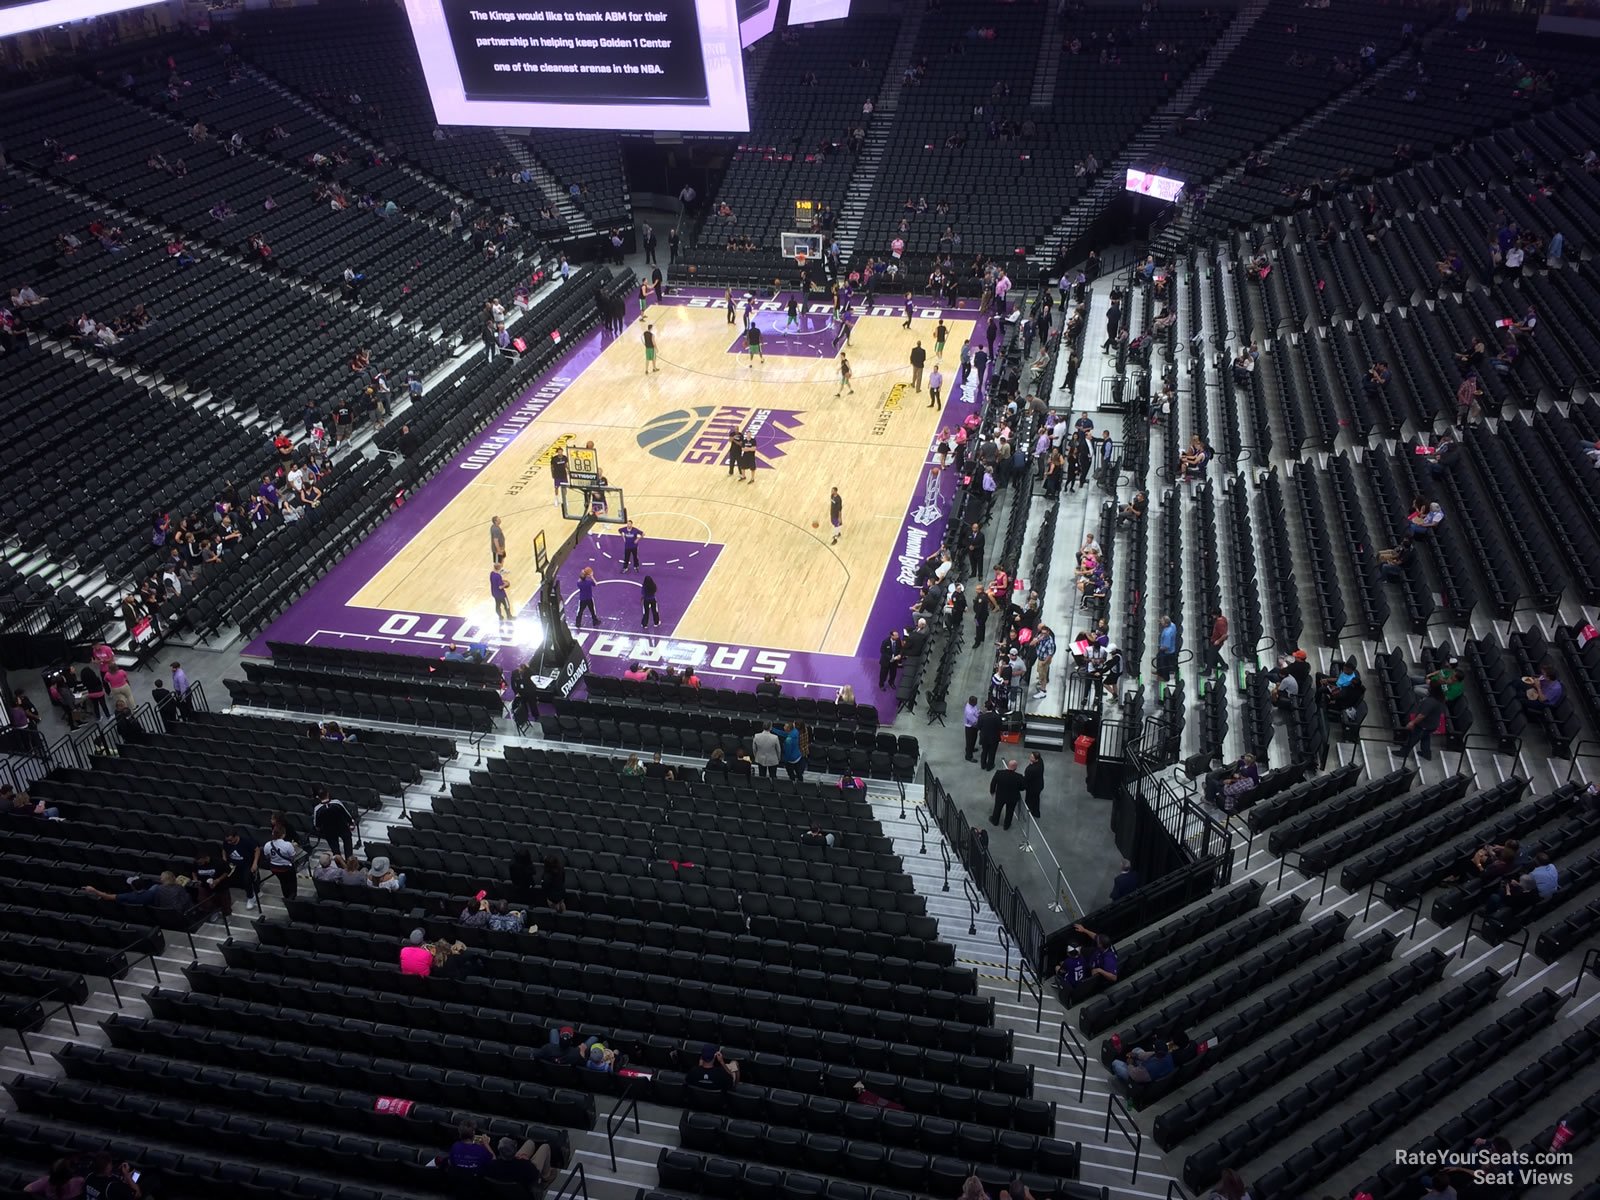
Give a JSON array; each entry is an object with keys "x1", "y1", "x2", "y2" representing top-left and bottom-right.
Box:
[
  {"x1": 79, "y1": 662, "x2": 109, "y2": 720},
  {"x1": 170, "y1": 660, "x2": 191, "y2": 714},
  {"x1": 976, "y1": 700, "x2": 1003, "y2": 770},
  {"x1": 1207, "y1": 609, "x2": 1228, "y2": 676},
  {"x1": 1023, "y1": 751, "x2": 1045, "y2": 819},
  {"x1": 102, "y1": 662, "x2": 134, "y2": 712},
  {"x1": 263, "y1": 821, "x2": 299, "y2": 900},
  {"x1": 779, "y1": 721, "x2": 804, "y2": 781},
  {"x1": 752, "y1": 724, "x2": 781, "y2": 778},
  {"x1": 1397, "y1": 682, "x2": 1447, "y2": 763},
  {"x1": 1032, "y1": 625, "x2": 1057, "y2": 699},
  {"x1": 987, "y1": 758, "x2": 1024, "y2": 829},
  {"x1": 313, "y1": 787, "x2": 356, "y2": 860},
  {"x1": 1156, "y1": 614, "x2": 1179, "y2": 681},
  {"x1": 962, "y1": 694, "x2": 981, "y2": 761},
  {"x1": 1111, "y1": 859, "x2": 1141, "y2": 901},
  {"x1": 222, "y1": 828, "x2": 260, "y2": 909}
]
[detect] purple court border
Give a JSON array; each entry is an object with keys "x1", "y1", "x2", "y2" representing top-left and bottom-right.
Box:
[{"x1": 252, "y1": 287, "x2": 993, "y2": 699}]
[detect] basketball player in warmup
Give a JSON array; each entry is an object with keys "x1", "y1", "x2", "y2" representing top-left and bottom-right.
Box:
[
  {"x1": 550, "y1": 444, "x2": 569, "y2": 507},
  {"x1": 742, "y1": 294, "x2": 755, "y2": 330},
  {"x1": 641, "y1": 574, "x2": 660, "y2": 628},
  {"x1": 725, "y1": 427, "x2": 746, "y2": 479},
  {"x1": 832, "y1": 312, "x2": 853, "y2": 350},
  {"x1": 786, "y1": 294, "x2": 800, "y2": 331},
  {"x1": 724, "y1": 286, "x2": 735, "y2": 324},
  {"x1": 837, "y1": 353, "x2": 854, "y2": 396},
  {"x1": 490, "y1": 564, "x2": 513, "y2": 622},
  {"x1": 739, "y1": 433, "x2": 758, "y2": 483},
  {"x1": 618, "y1": 518, "x2": 644, "y2": 572},
  {"x1": 746, "y1": 323, "x2": 764, "y2": 365},
  {"x1": 901, "y1": 293, "x2": 915, "y2": 330},
  {"x1": 829, "y1": 487, "x2": 843, "y2": 545},
  {"x1": 642, "y1": 323, "x2": 660, "y2": 373},
  {"x1": 574, "y1": 566, "x2": 598, "y2": 626},
  {"x1": 489, "y1": 515, "x2": 506, "y2": 567},
  {"x1": 934, "y1": 319, "x2": 948, "y2": 358}
]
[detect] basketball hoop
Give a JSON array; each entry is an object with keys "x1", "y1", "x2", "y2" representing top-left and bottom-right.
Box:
[{"x1": 794, "y1": 247, "x2": 808, "y2": 268}]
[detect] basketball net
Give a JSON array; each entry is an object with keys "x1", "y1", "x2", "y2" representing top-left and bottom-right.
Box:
[{"x1": 794, "y1": 248, "x2": 808, "y2": 268}]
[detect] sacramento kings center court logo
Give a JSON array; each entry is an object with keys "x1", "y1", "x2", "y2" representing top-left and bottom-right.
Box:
[{"x1": 638, "y1": 405, "x2": 805, "y2": 467}]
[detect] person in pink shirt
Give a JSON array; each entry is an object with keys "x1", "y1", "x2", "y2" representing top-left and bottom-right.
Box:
[
  {"x1": 102, "y1": 665, "x2": 134, "y2": 712},
  {"x1": 400, "y1": 929, "x2": 433, "y2": 976}
]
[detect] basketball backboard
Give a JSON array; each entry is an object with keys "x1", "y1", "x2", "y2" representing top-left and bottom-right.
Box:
[{"x1": 560, "y1": 482, "x2": 627, "y2": 524}]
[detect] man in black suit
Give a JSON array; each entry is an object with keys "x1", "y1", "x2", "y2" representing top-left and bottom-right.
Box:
[
  {"x1": 755, "y1": 675, "x2": 782, "y2": 698},
  {"x1": 878, "y1": 632, "x2": 904, "y2": 690},
  {"x1": 964, "y1": 523, "x2": 986, "y2": 579},
  {"x1": 976, "y1": 701, "x2": 1003, "y2": 770},
  {"x1": 988, "y1": 759, "x2": 1024, "y2": 829}
]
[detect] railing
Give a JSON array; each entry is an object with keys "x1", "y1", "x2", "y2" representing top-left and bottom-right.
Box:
[
  {"x1": 924, "y1": 765, "x2": 1048, "y2": 970},
  {"x1": 1104, "y1": 1093, "x2": 1145, "y2": 1183},
  {"x1": 549, "y1": 1160, "x2": 588, "y2": 1200},
  {"x1": 1572, "y1": 946, "x2": 1600, "y2": 1002},
  {"x1": 962, "y1": 877, "x2": 981, "y2": 937},
  {"x1": 913, "y1": 800, "x2": 929, "y2": 854},
  {"x1": 2, "y1": 985, "x2": 80, "y2": 1065},
  {"x1": 1461, "y1": 909, "x2": 1532, "y2": 976},
  {"x1": 1056, "y1": 1021, "x2": 1088, "y2": 1103},
  {"x1": 604, "y1": 1081, "x2": 641, "y2": 1172},
  {"x1": 939, "y1": 830, "x2": 952, "y2": 893},
  {"x1": 1564, "y1": 739, "x2": 1600, "y2": 785},
  {"x1": 1015, "y1": 953, "x2": 1044, "y2": 1031},
  {"x1": 1125, "y1": 718, "x2": 1235, "y2": 882},
  {"x1": 1454, "y1": 730, "x2": 1521, "y2": 775}
]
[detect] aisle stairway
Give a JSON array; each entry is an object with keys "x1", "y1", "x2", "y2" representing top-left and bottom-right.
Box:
[
  {"x1": 832, "y1": 4, "x2": 927, "y2": 263},
  {"x1": 496, "y1": 133, "x2": 598, "y2": 239},
  {"x1": 1030, "y1": 0, "x2": 1274, "y2": 271}
]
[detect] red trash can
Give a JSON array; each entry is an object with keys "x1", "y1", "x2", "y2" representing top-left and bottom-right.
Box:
[{"x1": 1073, "y1": 735, "x2": 1095, "y2": 765}]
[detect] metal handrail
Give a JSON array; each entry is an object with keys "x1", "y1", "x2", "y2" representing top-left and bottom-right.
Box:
[
  {"x1": 1572, "y1": 946, "x2": 1600, "y2": 1002},
  {"x1": 962, "y1": 876, "x2": 980, "y2": 937},
  {"x1": 1015, "y1": 954, "x2": 1044, "y2": 1032},
  {"x1": 605, "y1": 1081, "x2": 641, "y2": 1172},
  {"x1": 939, "y1": 832, "x2": 952, "y2": 893},
  {"x1": 1104, "y1": 1093, "x2": 1145, "y2": 1184},
  {"x1": 1564, "y1": 739, "x2": 1600, "y2": 785},
  {"x1": 1453, "y1": 730, "x2": 1522, "y2": 775},
  {"x1": 1461, "y1": 909, "x2": 1532, "y2": 976},
  {"x1": 913, "y1": 801, "x2": 929, "y2": 854},
  {"x1": 1056, "y1": 1021, "x2": 1088, "y2": 1103},
  {"x1": 549, "y1": 1160, "x2": 588, "y2": 1200}
]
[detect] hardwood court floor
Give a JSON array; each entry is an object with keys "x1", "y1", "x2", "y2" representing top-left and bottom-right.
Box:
[{"x1": 350, "y1": 303, "x2": 965, "y2": 656}]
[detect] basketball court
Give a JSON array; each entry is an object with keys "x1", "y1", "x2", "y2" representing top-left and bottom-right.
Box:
[{"x1": 252, "y1": 284, "x2": 988, "y2": 698}]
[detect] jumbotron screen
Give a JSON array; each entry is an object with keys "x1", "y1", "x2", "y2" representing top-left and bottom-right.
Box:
[
  {"x1": 788, "y1": 0, "x2": 851, "y2": 23},
  {"x1": 1125, "y1": 168, "x2": 1185, "y2": 202},
  {"x1": 0, "y1": 0, "x2": 165, "y2": 37},
  {"x1": 737, "y1": 0, "x2": 776, "y2": 46},
  {"x1": 402, "y1": 0, "x2": 750, "y2": 132}
]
